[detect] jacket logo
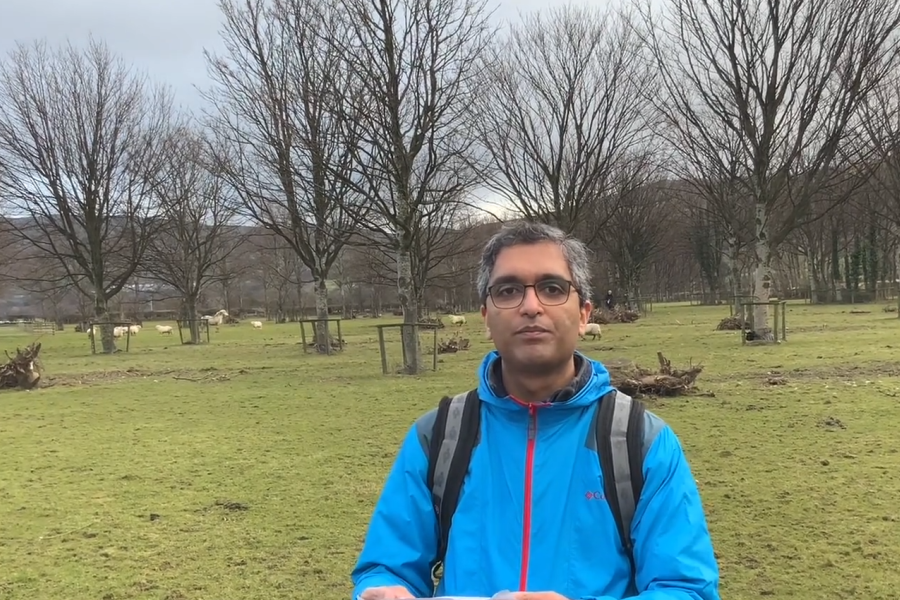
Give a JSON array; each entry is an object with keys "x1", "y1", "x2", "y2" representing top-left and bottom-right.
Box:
[{"x1": 584, "y1": 491, "x2": 606, "y2": 500}]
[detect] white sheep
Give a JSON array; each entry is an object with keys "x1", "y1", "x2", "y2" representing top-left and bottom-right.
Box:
[
  {"x1": 251, "y1": 320, "x2": 262, "y2": 329},
  {"x1": 129, "y1": 324, "x2": 141, "y2": 335},
  {"x1": 448, "y1": 315, "x2": 466, "y2": 325},
  {"x1": 202, "y1": 309, "x2": 230, "y2": 327},
  {"x1": 580, "y1": 322, "x2": 602, "y2": 341},
  {"x1": 87, "y1": 325, "x2": 129, "y2": 339},
  {"x1": 155, "y1": 324, "x2": 173, "y2": 335}
]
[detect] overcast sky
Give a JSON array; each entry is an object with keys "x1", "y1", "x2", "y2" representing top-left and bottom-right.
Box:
[
  {"x1": 0, "y1": 0, "x2": 585, "y2": 112},
  {"x1": 0, "y1": 0, "x2": 627, "y2": 216}
]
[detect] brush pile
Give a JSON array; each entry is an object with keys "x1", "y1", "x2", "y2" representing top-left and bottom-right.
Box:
[
  {"x1": 438, "y1": 334, "x2": 470, "y2": 354},
  {"x1": 590, "y1": 308, "x2": 641, "y2": 324},
  {"x1": 606, "y1": 352, "x2": 703, "y2": 398},
  {"x1": 420, "y1": 316, "x2": 445, "y2": 329},
  {"x1": 716, "y1": 316, "x2": 750, "y2": 331},
  {"x1": 1, "y1": 342, "x2": 42, "y2": 390}
]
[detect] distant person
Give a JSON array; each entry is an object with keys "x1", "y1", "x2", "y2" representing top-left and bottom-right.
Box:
[
  {"x1": 604, "y1": 289, "x2": 614, "y2": 310},
  {"x1": 351, "y1": 222, "x2": 720, "y2": 600}
]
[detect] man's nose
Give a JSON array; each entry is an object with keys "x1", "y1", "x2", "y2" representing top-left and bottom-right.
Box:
[{"x1": 519, "y1": 286, "x2": 543, "y2": 314}]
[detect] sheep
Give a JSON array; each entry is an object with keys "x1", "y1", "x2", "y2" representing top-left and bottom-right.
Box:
[
  {"x1": 448, "y1": 315, "x2": 466, "y2": 326},
  {"x1": 580, "y1": 322, "x2": 602, "y2": 341},
  {"x1": 86, "y1": 325, "x2": 114, "y2": 339},
  {"x1": 251, "y1": 320, "x2": 262, "y2": 329},
  {"x1": 155, "y1": 324, "x2": 173, "y2": 335},
  {"x1": 88, "y1": 325, "x2": 130, "y2": 339},
  {"x1": 129, "y1": 324, "x2": 141, "y2": 335},
  {"x1": 202, "y1": 309, "x2": 230, "y2": 327}
]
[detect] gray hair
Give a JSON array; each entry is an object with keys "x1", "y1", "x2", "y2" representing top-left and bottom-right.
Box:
[{"x1": 476, "y1": 221, "x2": 593, "y2": 305}]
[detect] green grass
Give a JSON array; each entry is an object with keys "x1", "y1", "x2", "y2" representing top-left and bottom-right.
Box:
[{"x1": 1, "y1": 302, "x2": 899, "y2": 600}]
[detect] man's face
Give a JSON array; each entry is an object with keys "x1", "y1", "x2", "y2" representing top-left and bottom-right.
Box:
[{"x1": 481, "y1": 241, "x2": 592, "y2": 373}]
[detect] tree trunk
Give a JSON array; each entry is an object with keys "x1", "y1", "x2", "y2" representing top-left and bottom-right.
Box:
[
  {"x1": 397, "y1": 244, "x2": 421, "y2": 374},
  {"x1": 314, "y1": 276, "x2": 331, "y2": 354},
  {"x1": 895, "y1": 243, "x2": 900, "y2": 317},
  {"x1": 723, "y1": 236, "x2": 741, "y2": 314},
  {"x1": 298, "y1": 279, "x2": 305, "y2": 319},
  {"x1": 752, "y1": 202, "x2": 775, "y2": 341},
  {"x1": 830, "y1": 231, "x2": 841, "y2": 302},
  {"x1": 630, "y1": 283, "x2": 641, "y2": 312},
  {"x1": 183, "y1": 295, "x2": 200, "y2": 344},
  {"x1": 806, "y1": 252, "x2": 819, "y2": 304},
  {"x1": 220, "y1": 279, "x2": 231, "y2": 312},
  {"x1": 94, "y1": 287, "x2": 116, "y2": 354}
]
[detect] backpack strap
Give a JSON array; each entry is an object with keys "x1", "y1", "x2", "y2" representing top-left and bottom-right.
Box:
[
  {"x1": 426, "y1": 389, "x2": 481, "y2": 579},
  {"x1": 596, "y1": 389, "x2": 646, "y2": 577}
]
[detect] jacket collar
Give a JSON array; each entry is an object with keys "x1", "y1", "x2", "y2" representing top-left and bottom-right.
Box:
[{"x1": 486, "y1": 352, "x2": 593, "y2": 403}]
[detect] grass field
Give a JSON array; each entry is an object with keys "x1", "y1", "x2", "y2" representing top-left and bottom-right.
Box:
[{"x1": 1, "y1": 302, "x2": 899, "y2": 600}]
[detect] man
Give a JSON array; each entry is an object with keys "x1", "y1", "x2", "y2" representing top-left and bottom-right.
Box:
[{"x1": 351, "y1": 222, "x2": 720, "y2": 600}]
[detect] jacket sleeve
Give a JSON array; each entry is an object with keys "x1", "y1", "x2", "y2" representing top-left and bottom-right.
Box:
[
  {"x1": 351, "y1": 423, "x2": 439, "y2": 600},
  {"x1": 614, "y1": 424, "x2": 721, "y2": 600}
]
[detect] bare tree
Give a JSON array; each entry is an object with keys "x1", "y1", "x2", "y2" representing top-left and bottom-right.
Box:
[
  {"x1": 664, "y1": 126, "x2": 755, "y2": 312},
  {"x1": 339, "y1": 239, "x2": 395, "y2": 315},
  {"x1": 210, "y1": 241, "x2": 256, "y2": 313},
  {"x1": 330, "y1": 0, "x2": 494, "y2": 373},
  {"x1": 594, "y1": 157, "x2": 671, "y2": 309},
  {"x1": 416, "y1": 207, "x2": 489, "y2": 311},
  {"x1": 862, "y1": 75, "x2": 900, "y2": 313},
  {"x1": 360, "y1": 199, "x2": 482, "y2": 315},
  {"x1": 0, "y1": 245, "x2": 82, "y2": 323},
  {"x1": 0, "y1": 218, "x2": 11, "y2": 300},
  {"x1": 471, "y1": 5, "x2": 657, "y2": 243},
  {"x1": 640, "y1": 0, "x2": 900, "y2": 339},
  {"x1": 204, "y1": 0, "x2": 366, "y2": 353},
  {"x1": 142, "y1": 127, "x2": 242, "y2": 343},
  {"x1": 253, "y1": 231, "x2": 309, "y2": 320},
  {"x1": 0, "y1": 38, "x2": 173, "y2": 352}
]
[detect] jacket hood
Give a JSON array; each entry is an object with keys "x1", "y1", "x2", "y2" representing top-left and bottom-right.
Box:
[{"x1": 476, "y1": 349, "x2": 614, "y2": 410}]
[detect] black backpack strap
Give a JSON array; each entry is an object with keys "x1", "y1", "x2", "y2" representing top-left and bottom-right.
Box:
[
  {"x1": 426, "y1": 389, "x2": 481, "y2": 580},
  {"x1": 596, "y1": 389, "x2": 646, "y2": 578}
]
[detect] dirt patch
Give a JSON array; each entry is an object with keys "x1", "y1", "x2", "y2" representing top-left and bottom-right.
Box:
[
  {"x1": 768, "y1": 362, "x2": 900, "y2": 383},
  {"x1": 194, "y1": 499, "x2": 251, "y2": 515},
  {"x1": 764, "y1": 372, "x2": 788, "y2": 385},
  {"x1": 789, "y1": 324, "x2": 877, "y2": 334},
  {"x1": 43, "y1": 365, "x2": 240, "y2": 387},
  {"x1": 214, "y1": 499, "x2": 249, "y2": 511},
  {"x1": 819, "y1": 416, "x2": 846, "y2": 430}
]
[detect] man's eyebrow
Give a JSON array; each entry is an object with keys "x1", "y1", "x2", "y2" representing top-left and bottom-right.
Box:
[{"x1": 489, "y1": 273, "x2": 569, "y2": 285}]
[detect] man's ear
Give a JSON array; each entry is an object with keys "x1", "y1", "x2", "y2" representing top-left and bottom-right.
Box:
[
  {"x1": 580, "y1": 299, "x2": 593, "y2": 326},
  {"x1": 481, "y1": 304, "x2": 491, "y2": 339}
]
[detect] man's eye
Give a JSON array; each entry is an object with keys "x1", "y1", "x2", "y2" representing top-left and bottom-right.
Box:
[{"x1": 540, "y1": 282, "x2": 566, "y2": 295}]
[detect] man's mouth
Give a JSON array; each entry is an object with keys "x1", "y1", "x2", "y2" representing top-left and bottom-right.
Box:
[{"x1": 516, "y1": 326, "x2": 550, "y2": 335}]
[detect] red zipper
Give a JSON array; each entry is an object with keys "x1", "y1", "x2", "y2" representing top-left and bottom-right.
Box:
[{"x1": 520, "y1": 403, "x2": 538, "y2": 590}]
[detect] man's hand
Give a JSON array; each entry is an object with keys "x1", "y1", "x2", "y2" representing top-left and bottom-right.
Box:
[
  {"x1": 359, "y1": 586, "x2": 415, "y2": 600},
  {"x1": 508, "y1": 592, "x2": 569, "y2": 600}
]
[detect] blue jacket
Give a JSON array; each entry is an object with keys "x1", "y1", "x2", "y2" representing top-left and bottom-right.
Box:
[{"x1": 351, "y1": 351, "x2": 720, "y2": 600}]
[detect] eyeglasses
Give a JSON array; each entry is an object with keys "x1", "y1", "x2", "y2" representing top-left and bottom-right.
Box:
[{"x1": 487, "y1": 279, "x2": 579, "y2": 309}]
